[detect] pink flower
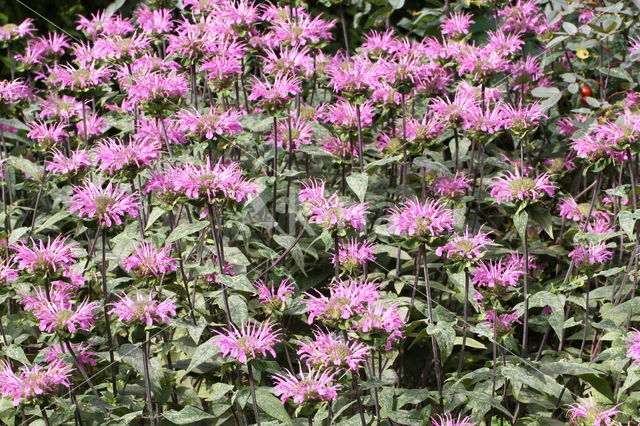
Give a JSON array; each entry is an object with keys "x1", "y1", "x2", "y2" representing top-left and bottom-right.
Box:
[
  {"x1": 361, "y1": 30, "x2": 403, "y2": 58},
  {"x1": 134, "y1": 4, "x2": 174, "y2": 35},
  {"x1": 27, "y1": 121, "x2": 68, "y2": 148},
  {"x1": 200, "y1": 55, "x2": 242, "y2": 86},
  {"x1": 297, "y1": 330, "x2": 370, "y2": 371},
  {"x1": 248, "y1": 74, "x2": 301, "y2": 112},
  {"x1": 326, "y1": 55, "x2": 384, "y2": 96},
  {"x1": 125, "y1": 71, "x2": 189, "y2": 107},
  {"x1": 109, "y1": 291, "x2": 176, "y2": 326},
  {"x1": 255, "y1": 278, "x2": 295, "y2": 306},
  {"x1": 626, "y1": 329, "x2": 640, "y2": 366},
  {"x1": 46, "y1": 149, "x2": 93, "y2": 176},
  {"x1": 93, "y1": 33, "x2": 151, "y2": 61},
  {"x1": 436, "y1": 227, "x2": 493, "y2": 261},
  {"x1": 94, "y1": 137, "x2": 162, "y2": 175},
  {"x1": 431, "y1": 413, "x2": 476, "y2": 426},
  {"x1": 0, "y1": 259, "x2": 18, "y2": 284},
  {"x1": 484, "y1": 310, "x2": 521, "y2": 333},
  {"x1": 499, "y1": 102, "x2": 547, "y2": 131},
  {"x1": 123, "y1": 241, "x2": 177, "y2": 278},
  {"x1": 44, "y1": 343, "x2": 97, "y2": 367},
  {"x1": 262, "y1": 9, "x2": 335, "y2": 48},
  {"x1": 0, "y1": 79, "x2": 32, "y2": 104},
  {"x1": 0, "y1": 19, "x2": 36, "y2": 41},
  {"x1": 12, "y1": 236, "x2": 77, "y2": 275},
  {"x1": 69, "y1": 180, "x2": 140, "y2": 227},
  {"x1": 0, "y1": 361, "x2": 71, "y2": 406},
  {"x1": 174, "y1": 158, "x2": 259, "y2": 203},
  {"x1": 441, "y1": 12, "x2": 474, "y2": 38},
  {"x1": 352, "y1": 301, "x2": 405, "y2": 350},
  {"x1": 21, "y1": 287, "x2": 99, "y2": 334},
  {"x1": 567, "y1": 397, "x2": 621, "y2": 426},
  {"x1": 304, "y1": 278, "x2": 380, "y2": 325},
  {"x1": 298, "y1": 180, "x2": 368, "y2": 232},
  {"x1": 322, "y1": 99, "x2": 375, "y2": 129},
  {"x1": 262, "y1": 46, "x2": 314, "y2": 77},
  {"x1": 388, "y1": 198, "x2": 456, "y2": 238},
  {"x1": 177, "y1": 107, "x2": 243, "y2": 140},
  {"x1": 471, "y1": 260, "x2": 524, "y2": 289},
  {"x1": 489, "y1": 169, "x2": 556, "y2": 204},
  {"x1": 272, "y1": 368, "x2": 340, "y2": 405},
  {"x1": 76, "y1": 112, "x2": 108, "y2": 138},
  {"x1": 215, "y1": 322, "x2": 281, "y2": 363},
  {"x1": 39, "y1": 95, "x2": 85, "y2": 122},
  {"x1": 430, "y1": 173, "x2": 471, "y2": 200},
  {"x1": 76, "y1": 11, "x2": 134, "y2": 37},
  {"x1": 322, "y1": 136, "x2": 359, "y2": 159},
  {"x1": 46, "y1": 63, "x2": 112, "y2": 91},
  {"x1": 568, "y1": 243, "x2": 612, "y2": 266},
  {"x1": 333, "y1": 239, "x2": 377, "y2": 273},
  {"x1": 266, "y1": 116, "x2": 314, "y2": 149}
]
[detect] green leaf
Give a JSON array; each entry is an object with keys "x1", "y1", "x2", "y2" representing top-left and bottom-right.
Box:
[
  {"x1": 617, "y1": 210, "x2": 640, "y2": 239},
  {"x1": 562, "y1": 22, "x2": 577, "y2": 34},
  {"x1": 166, "y1": 221, "x2": 209, "y2": 244},
  {"x1": 218, "y1": 274, "x2": 256, "y2": 293},
  {"x1": 35, "y1": 210, "x2": 71, "y2": 233},
  {"x1": 8, "y1": 227, "x2": 29, "y2": 246},
  {"x1": 389, "y1": 0, "x2": 405, "y2": 9},
  {"x1": 145, "y1": 207, "x2": 165, "y2": 231},
  {"x1": 528, "y1": 291, "x2": 566, "y2": 339},
  {"x1": 513, "y1": 211, "x2": 528, "y2": 240},
  {"x1": 228, "y1": 294, "x2": 248, "y2": 324},
  {"x1": 528, "y1": 207, "x2": 553, "y2": 238},
  {"x1": 117, "y1": 344, "x2": 161, "y2": 393},
  {"x1": 531, "y1": 87, "x2": 561, "y2": 98},
  {"x1": 427, "y1": 321, "x2": 456, "y2": 360},
  {"x1": 578, "y1": 373, "x2": 615, "y2": 402},
  {"x1": 255, "y1": 389, "x2": 292, "y2": 425},
  {"x1": 187, "y1": 338, "x2": 219, "y2": 373},
  {"x1": 5, "y1": 345, "x2": 30, "y2": 366},
  {"x1": 346, "y1": 172, "x2": 368, "y2": 202},
  {"x1": 163, "y1": 406, "x2": 215, "y2": 424},
  {"x1": 273, "y1": 234, "x2": 305, "y2": 273}
]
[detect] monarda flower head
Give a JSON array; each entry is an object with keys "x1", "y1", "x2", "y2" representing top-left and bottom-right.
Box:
[
  {"x1": 298, "y1": 180, "x2": 368, "y2": 233},
  {"x1": 94, "y1": 137, "x2": 162, "y2": 175},
  {"x1": 266, "y1": 116, "x2": 314, "y2": 149},
  {"x1": 352, "y1": 301, "x2": 405, "y2": 350},
  {"x1": 12, "y1": 236, "x2": 78, "y2": 276},
  {"x1": 272, "y1": 367, "x2": 341, "y2": 405},
  {"x1": 626, "y1": 329, "x2": 640, "y2": 366},
  {"x1": 567, "y1": 397, "x2": 621, "y2": 426},
  {"x1": 297, "y1": 330, "x2": 370, "y2": 371},
  {"x1": 484, "y1": 310, "x2": 521, "y2": 335},
  {"x1": 215, "y1": 321, "x2": 281, "y2": 363},
  {"x1": 255, "y1": 278, "x2": 295, "y2": 315},
  {"x1": 177, "y1": 106, "x2": 243, "y2": 140},
  {"x1": 436, "y1": 227, "x2": 493, "y2": 262},
  {"x1": 248, "y1": 74, "x2": 301, "y2": 113},
  {"x1": 0, "y1": 18, "x2": 36, "y2": 42},
  {"x1": 27, "y1": 121, "x2": 68, "y2": 149},
  {"x1": 44, "y1": 343, "x2": 97, "y2": 367},
  {"x1": 489, "y1": 169, "x2": 556, "y2": 205},
  {"x1": 471, "y1": 259, "x2": 523, "y2": 300},
  {"x1": 123, "y1": 241, "x2": 177, "y2": 278},
  {"x1": 568, "y1": 243, "x2": 612, "y2": 268},
  {"x1": 174, "y1": 158, "x2": 259, "y2": 204},
  {"x1": 69, "y1": 180, "x2": 140, "y2": 227},
  {"x1": 125, "y1": 71, "x2": 189, "y2": 117},
  {"x1": 109, "y1": 291, "x2": 176, "y2": 327},
  {"x1": 440, "y1": 11, "x2": 475, "y2": 39},
  {"x1": 46, "y1": 63, "x2": 112, "y2": 92},
  {"x1": 21, "y1": 287, "x2": 99, "y2": 334},
  {"x1": 431, "y1": 413, "x2": 476, "y2": 426},
  {"x1": 0, "y1": 361, "x2": 71, "y2": 406},
  {"x1": 304, "y1": 278, "x2": 380, "y2": 326},
  {"x1": 388, "y1": 198, "x2": 456, "y2": 239},
  {"x1": 332, "y1": 239, "x2": 377, "y2": 275},
  {"x1": 430, "y1": 173, "x2": 471, "y2": 201},
  {"x1": 46, "y1": 149, "x2": 93, "y2": 177}
]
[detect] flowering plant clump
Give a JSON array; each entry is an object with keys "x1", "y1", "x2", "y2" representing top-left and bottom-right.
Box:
[{"x1": 2, "y1": 0, "x2": 640, "y2": 424}]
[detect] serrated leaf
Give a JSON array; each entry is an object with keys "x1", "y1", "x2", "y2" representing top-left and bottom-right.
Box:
[
  {"x1": 273, "y1": 234, "x2": 305, "y2": 273},
  {"x1": 528, "y1": 291, "x2": 565, "y2": 339},
  {"x1": 255, "y1": 389, "x2": 292, "y2": 425},
  {"x1": 346, "y1": 172, "x2": 368, "y2": 202},
  {"x1": 166, "y1": 221, "x2": 208, "y2": 244},
  {"x1": 187, "y1": 338, "x2": 219, "y2": 373},
  {"x1": 163, "y1": 406, "x2": 215, "y2": 424},
  {"x1": 427, "y1": 321, "x2": 455, "y2": 360}
]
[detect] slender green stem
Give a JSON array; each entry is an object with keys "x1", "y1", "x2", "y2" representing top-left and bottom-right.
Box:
[
  {"x1": 247, "y1": 362, "x2": 261, "y2": 426},
  {"x1": 101, "y1": 228, "x2": 118, "y2": 396}
]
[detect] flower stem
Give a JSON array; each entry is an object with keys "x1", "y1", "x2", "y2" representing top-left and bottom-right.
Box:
[
  {"x1": 207, "y1": 202, "x2": 233, "y2": 326},
  {"x1": 333, "y1": 235, "x2": 340, "y2": 279},
  {"x1": 355, "y1": 103, "x2": 364, "y2": 171},
  {"x1": 64, "y1": 340, "x2": 108, "y2": 416},
  {"x1": 101, "y1": 227, "x2": 118, "y2": 397},
  {"x1": 247, "y1": 362, "x2": 261, "y2": 426},
  {"x1": 142, "y1": 332, "x2": 157, "y2": 426},
  {"x1": 456, "y1": 272, "x2": 470, "y2": 375},
  {"x1": 272, "y1": 116, "x2": 278, "y2": 226},
  {"x1": 420, "y1": 244, "x2": 443, "y2": 410}
]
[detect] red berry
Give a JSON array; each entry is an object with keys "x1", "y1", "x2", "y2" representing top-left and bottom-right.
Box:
[
  {"x1": 580, "y1": 85, "x2": 592, "y2": 97},
  {"x1": 581, "y1": 96, "x2": 589, "y2": 106}
]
